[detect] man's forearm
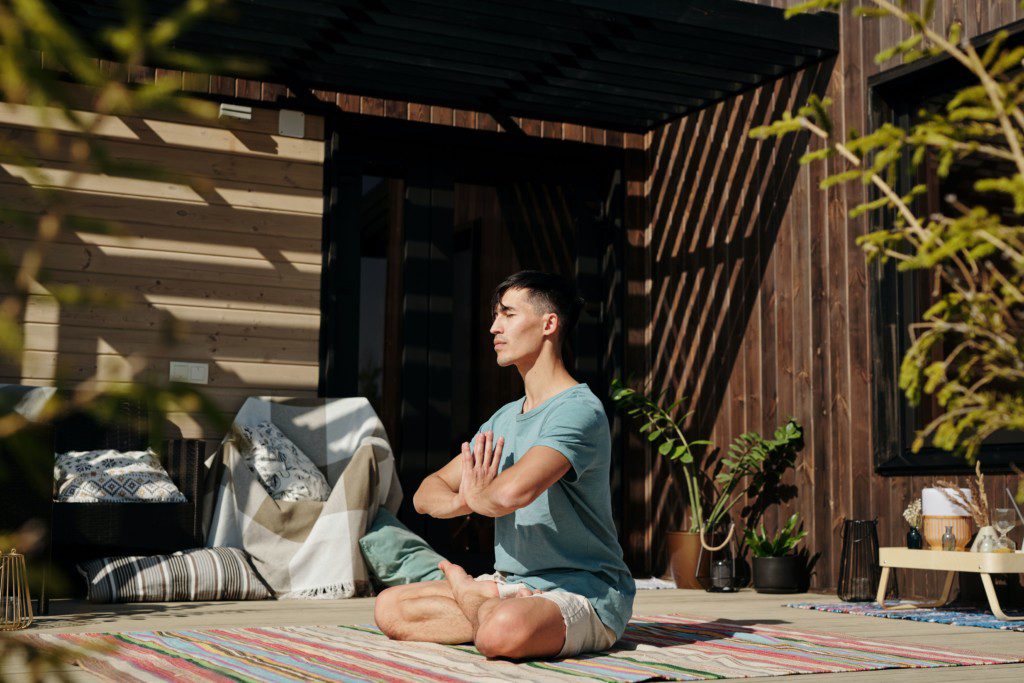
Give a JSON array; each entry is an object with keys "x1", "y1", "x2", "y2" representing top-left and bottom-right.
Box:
[
  {"x1": 464, "y1": 476, "x2": 523, "y2": 518},
  {"x1": 413, "y1": 476, "x2": 472, "y2": 518}
]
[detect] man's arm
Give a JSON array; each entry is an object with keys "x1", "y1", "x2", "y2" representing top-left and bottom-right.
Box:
[
  {"x1": 412, "y1": 454, "x2": 472, "y2": 519},
  {"x1": 461, "y1": 432, "x2": 570, "y2": 518}
]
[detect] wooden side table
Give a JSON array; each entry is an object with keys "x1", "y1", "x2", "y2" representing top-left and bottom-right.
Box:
[{"x1": 877, "y1": 547, "x2": 1024, "y2": 620}]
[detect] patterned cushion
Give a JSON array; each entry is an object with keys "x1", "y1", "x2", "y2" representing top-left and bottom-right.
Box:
[
  {"x1": 239, "y1": 421, "x2": 331, "y2": 502},
  {"x1": 54, "y1": 448, "x2": 187, "y2": 503},
  {"x1": 79, "y1": 547, "x2": 272, "y2": 603}
]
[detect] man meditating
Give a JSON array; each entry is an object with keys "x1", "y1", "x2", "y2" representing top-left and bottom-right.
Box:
[{"x1": 374, "y1": 271, "x2": 635, "y2": 660}]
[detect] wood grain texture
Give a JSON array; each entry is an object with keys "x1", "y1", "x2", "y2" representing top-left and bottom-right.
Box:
[
  {"x1": 630, "y1": 1, "x2": 1021, "y2": 596},
  {"x1": 6, "y1": 94, "x2": 324, "y2": 441}
]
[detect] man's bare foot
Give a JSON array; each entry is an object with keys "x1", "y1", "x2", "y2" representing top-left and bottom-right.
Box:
[
  {"x1": 439, "y1": 560, "x2": 498, "y2": 628},
  {"x1": 439, "y1": 561, "x2": 498, "y2": 600}
]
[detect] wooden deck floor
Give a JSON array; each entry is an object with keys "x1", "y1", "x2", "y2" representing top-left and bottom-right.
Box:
[{"x1": 4, "y1": 589, "x2": 1023, "y2": 681}]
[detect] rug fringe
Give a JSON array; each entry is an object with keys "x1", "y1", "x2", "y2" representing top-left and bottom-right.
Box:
[{"x1": 282, "y1": 582, "x2": 356, "y2": 599}]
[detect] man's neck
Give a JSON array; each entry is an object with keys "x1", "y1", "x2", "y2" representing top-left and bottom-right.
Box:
[{"x1": 518, "y1": 350, "x2": 579, "y2": 413}]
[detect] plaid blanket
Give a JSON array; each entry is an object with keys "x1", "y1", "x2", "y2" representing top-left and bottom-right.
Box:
[{"x1": 203, "y1": 397, "x2": 402, "y2": 599}]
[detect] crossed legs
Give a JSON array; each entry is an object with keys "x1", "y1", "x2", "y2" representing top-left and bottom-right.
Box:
[{"x1": 374, "y1": 561, "x2": 567, "y2": 659}]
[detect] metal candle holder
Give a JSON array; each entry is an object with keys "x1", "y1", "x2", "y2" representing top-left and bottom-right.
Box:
[{"x1": 0, "y1": 549, "x2": 34, "y2": 630}]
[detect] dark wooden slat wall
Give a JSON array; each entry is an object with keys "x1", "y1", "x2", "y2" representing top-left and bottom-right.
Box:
[{"x1": 634, "y1": 1, "x2": 1023, "y2": 594}]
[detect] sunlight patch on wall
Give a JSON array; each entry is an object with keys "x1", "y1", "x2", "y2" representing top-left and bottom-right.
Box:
[
  {"x1": 146, "y1": 302, "x2": 319, "y2": 328},
  {"x1": 213, "y1": 187, "x2": 322, "y2": 215},
  {"x1": 82, "y1": 242, "x2": 320, "y2": 273},
  {"x1": 1, "y1": 164, "x2": 206, "y2": 203},
  {"x1": 0, "y1": 102, "x2": 140, "y2": 139},
  {"x1": 144, "y1": 120, "x2": 324, "y2": 163},
  {"x1": 141, "y1": 293, "x2": 319, "y2": 316}
]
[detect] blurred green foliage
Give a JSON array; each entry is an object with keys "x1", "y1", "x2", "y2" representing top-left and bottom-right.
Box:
[
  {"x1": 753, "y1": 0, "x2": 1024, "y2": 502},
  {"x1": 0, "y1": 0, "x2": 255, "y2": 664}
]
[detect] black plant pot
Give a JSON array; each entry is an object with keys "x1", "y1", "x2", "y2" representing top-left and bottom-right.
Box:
[{"x1": 752, "y1": 555, "x2": 803, "y2": 594}]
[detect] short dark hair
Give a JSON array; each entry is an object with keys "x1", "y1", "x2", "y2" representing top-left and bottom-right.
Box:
[{"x1": 490, "y1": 270, "x2": 585, "y2": 347}]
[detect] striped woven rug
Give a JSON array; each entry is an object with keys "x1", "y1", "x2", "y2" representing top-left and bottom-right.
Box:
[
  {"x1": 27, "y1": 613, "x2": 1021, "y2": 682},
  {"x1": 788, "y1": 602, "x2": 1024, "y2": 631}
]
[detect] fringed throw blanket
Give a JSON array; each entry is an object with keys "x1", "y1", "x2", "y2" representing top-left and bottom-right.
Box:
[{"x1": 204, "y1": 397, "x2": 402, "y2": 599}]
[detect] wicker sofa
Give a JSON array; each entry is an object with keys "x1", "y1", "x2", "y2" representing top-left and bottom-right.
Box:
[{"x1": 43, "y1": 398, "x2": 206, "y2": 612}]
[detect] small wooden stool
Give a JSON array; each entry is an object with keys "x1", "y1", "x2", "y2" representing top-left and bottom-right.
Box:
[{"x1": 877, "y1": 547, "x2": 1024, "y2": 621}]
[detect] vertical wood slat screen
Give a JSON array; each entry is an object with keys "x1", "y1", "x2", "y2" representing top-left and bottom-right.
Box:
[{"x1": 634, "y1": 0, "x2": 1024, "y2": 595}]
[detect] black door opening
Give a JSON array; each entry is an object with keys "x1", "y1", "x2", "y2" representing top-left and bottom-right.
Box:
[{"x1": 320, "y1": 116, "x2": 625, "y2": 573}]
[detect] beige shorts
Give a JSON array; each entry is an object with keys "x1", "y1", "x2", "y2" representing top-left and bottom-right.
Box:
[{"x1": 474, "y1": 571, "x2": 617, "y2": 658}]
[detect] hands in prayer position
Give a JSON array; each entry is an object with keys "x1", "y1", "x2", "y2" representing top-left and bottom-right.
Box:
[{"x1": 460, "y1": 430, "x2": 504, "y2": 510}]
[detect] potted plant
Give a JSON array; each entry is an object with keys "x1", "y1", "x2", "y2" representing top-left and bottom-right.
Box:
[
  {"x1": 699, "y1": 421, "x2": 803, "y2": 591},
  {"x1": 610, "y1": 379, "x2": 712, "y2": 588},
  {"x1": 745, "y1": 513, "x2": 808, "y2": 594},
  {"x1": 611, "y1": 378, "x2": 804, "y2": 590}
]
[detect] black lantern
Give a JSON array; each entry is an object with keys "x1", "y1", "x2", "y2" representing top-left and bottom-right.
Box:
[
  {"x1": 837, "y1": 519, "x2": 885, "y2": 602},
  {"x1": 695, "y1": 523, "x2": 740, "y2": 592}
]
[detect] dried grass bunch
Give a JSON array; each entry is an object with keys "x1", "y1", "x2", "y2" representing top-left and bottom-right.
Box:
[
  {"x1": 902, "y1": 499, "x2": 922, "y2": 528},
  {"x1": 936, "y1": 462, "x2": 990, "y2": 527}
]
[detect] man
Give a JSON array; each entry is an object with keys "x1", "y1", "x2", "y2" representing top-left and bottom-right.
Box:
[{"x1": 374, "y1": 270, "x2": 635, "y2": 660}]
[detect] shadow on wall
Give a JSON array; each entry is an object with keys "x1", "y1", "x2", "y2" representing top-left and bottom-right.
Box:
[
  {"x1": 0, "y1": 103, "x2": 324, "y2": 449},
  {"x1": 642, "y1": 56, "x2": 837, "y2": 576}
]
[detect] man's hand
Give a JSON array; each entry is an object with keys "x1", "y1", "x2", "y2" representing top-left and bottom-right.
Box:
[
  {"x1": 439, "y1": 489, "x2": 468, "y2": 518},
  {"x1": 461, "y1": 430, "x2": 503, "y2": 511}
]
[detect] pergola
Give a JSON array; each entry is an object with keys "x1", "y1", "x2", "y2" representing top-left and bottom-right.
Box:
[{"x1": 53, "y1": 0, "x2": 839, "y2": 132}]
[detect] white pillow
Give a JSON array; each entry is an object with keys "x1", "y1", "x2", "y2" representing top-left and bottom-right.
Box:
[
  {"x1": 54, "y1": 448, "x2": 187, "y2": 503},
  {"x1": 239, "y1": 421, "x2": 331, "y2": 502}
]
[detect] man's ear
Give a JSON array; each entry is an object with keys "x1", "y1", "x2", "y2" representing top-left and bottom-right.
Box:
[{"x1": 543, "y1": 313, "x2": 559, "y2": 338}]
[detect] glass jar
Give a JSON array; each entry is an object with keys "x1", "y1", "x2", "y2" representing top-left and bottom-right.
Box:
[
  {"x1": 941, "y1": 526, "x2": 956, "y2": 551},
  {"x1": 995, "y1": 535, "x2": 1017, "y2": 553},
  {"x1": 974, "y1": 529, "x2": 999, "y2": 553},
  {"x1": 710, "y1": 556, "x2": 735, "y2": 591}
]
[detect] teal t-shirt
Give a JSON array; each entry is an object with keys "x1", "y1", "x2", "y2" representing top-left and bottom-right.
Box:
[{"x1": 472, "y1": 383, "x2": 636, "y2": 638}]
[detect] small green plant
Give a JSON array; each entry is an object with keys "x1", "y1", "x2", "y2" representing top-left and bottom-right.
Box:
[
  {"x1": 704, "y1": 420, "x2": 804, "y2": 538},
  {"x1": 744, "y1": 513, "x2": 808, "y2": 558}
]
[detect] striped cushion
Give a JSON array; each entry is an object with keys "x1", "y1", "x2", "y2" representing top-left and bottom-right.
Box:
[{"x1": 79, "y1": 547, "x2": 272, "y2": 603}]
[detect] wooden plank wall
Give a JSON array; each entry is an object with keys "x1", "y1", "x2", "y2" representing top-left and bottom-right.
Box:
[
  {"x1": 636, "y1": 1, "x2": 1024, "y2": 594},
  {"x1": 1, "y1": 57, "x2": 642, "y2": 454},
  {"x1": 0, "y1": 87, "x2": 326, "y2": 448}
]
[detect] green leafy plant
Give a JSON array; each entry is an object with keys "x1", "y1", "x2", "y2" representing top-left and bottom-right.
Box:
[
  {"x1": 610, "y1": 378, "x2": 711, "y2": 533},
  {"x1": 703, "y1": 420, "x2": 804, "y2": 546},
  {"x1": 0, "y1": 1, "x2": 253, "y2": 676},
  {"x1": 611, "y1": 378, "x2": 803, "y2": 542},
  {"x1": 752, "y1": 1, "x2": 1024, "y2": 504},
  {"x1": 744, "y1": 513, "x2": 808, "y2": 558}
]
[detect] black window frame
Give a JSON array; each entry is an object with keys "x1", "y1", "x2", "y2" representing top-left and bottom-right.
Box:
[{"x1": 870, "y1": 19, "x2": 1024, "y2": 475}]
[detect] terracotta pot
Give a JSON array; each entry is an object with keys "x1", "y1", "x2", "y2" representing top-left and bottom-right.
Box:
[{"x1": 666, "y1": 531, "x2": 709, "y2": 589}]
